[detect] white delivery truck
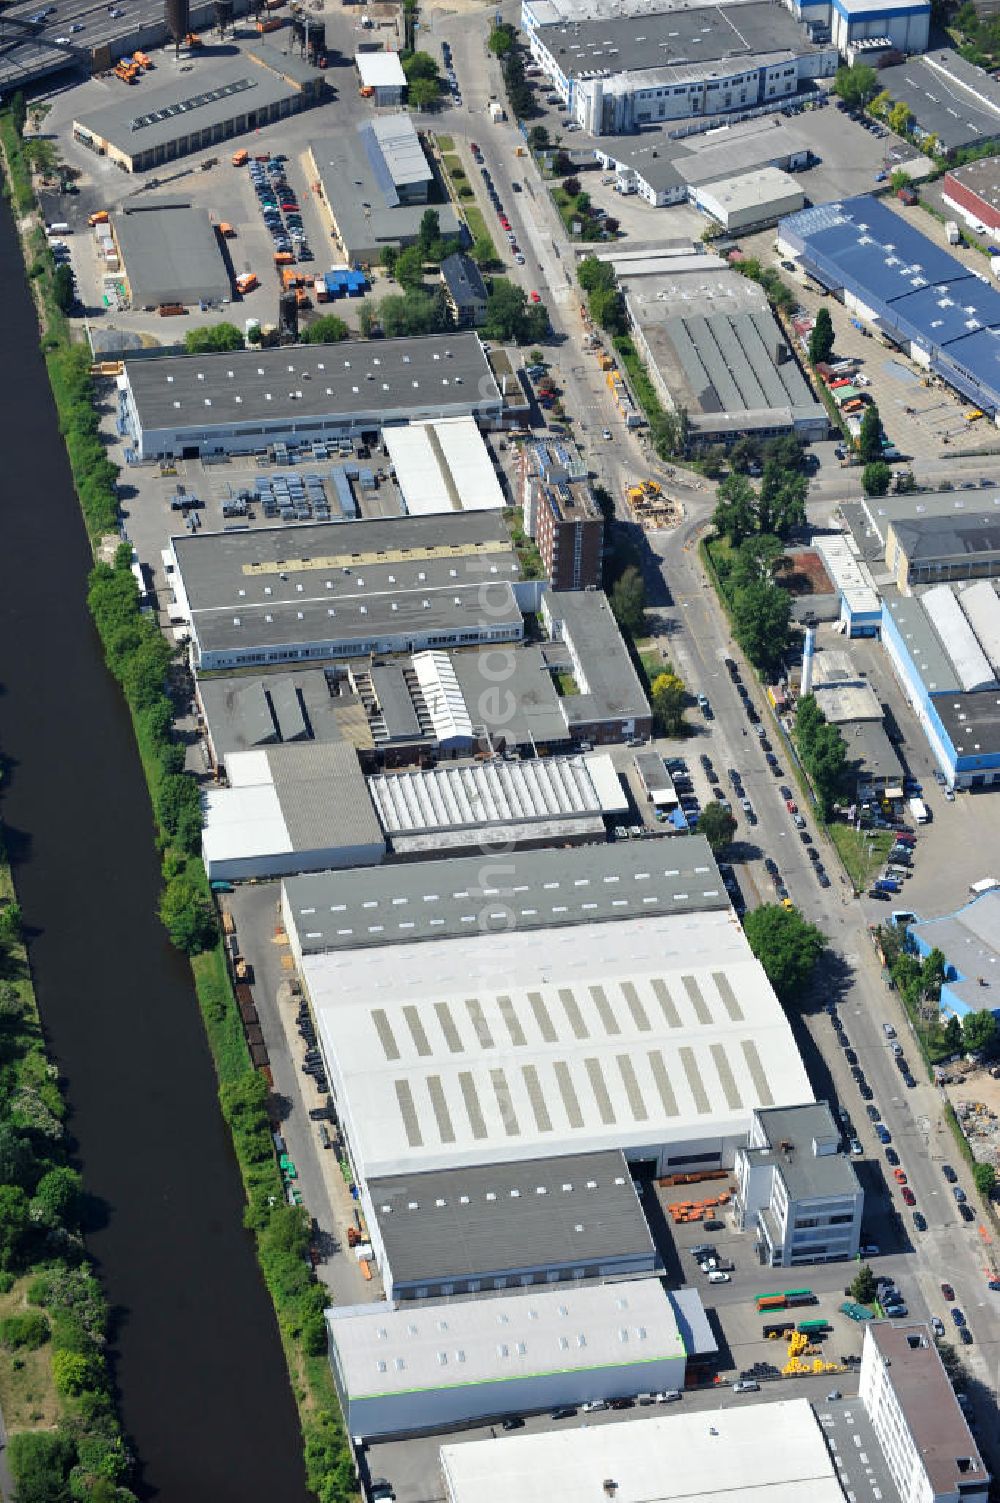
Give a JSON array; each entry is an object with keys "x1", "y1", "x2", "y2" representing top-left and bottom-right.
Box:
[
  {"x1": 908, "y1": 796, "x2": 929, "y2": 824},
  {"x1": 970, "y1": 877, "x2": 1000, "y2": 896},
  {"x1": 945, "y1": 220, "x2": 961, "y2": 245}
]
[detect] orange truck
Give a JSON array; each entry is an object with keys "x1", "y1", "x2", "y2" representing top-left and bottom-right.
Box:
[
  {"x1": 256, "y1": 16, "x2": 282, "y2": 31},
  {"x1": 132, "y1": 49, "x2": 152, "y2": 67},
  {"x1": 235, "y1": 272, "x2": 258, "y2": 294},
  {"x1": 231, "y1": 149, "x2": 249, "y2": 167},
  {"x1": 281, "y1": 266, "x2": 301, "y2": 286},
  {"x1": 88, "y1": 210, "x2": 109, "y2": 226},
  {"x1": 274, "y1": 252, "x2": 295, "y2": 267},
  {"x1": 218, "y1": 222, "x2": 236, "y2": 238}
]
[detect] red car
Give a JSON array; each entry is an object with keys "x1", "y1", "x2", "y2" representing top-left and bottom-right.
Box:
[
  {"x1": 941, "y1": 1282, "x2": 955, "y2": 1300},
  {"x1": 785, "y1": 798, "x2": 798, "y2": 814},
  {"x1": 901, "y1": 1186, "x2": 916, "y2": 1206},
  {"x1": 499, "y1": 216, "x2": 511, "y2": 230},
  {"x1": 893, "y1": 1168, "x2": 907, "y2": 1184},
  {"x1": 530, "y1": 290, "x2": 541, "y2": 303}
]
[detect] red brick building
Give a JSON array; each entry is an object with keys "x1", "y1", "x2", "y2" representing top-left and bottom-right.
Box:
[
  {"x1": 944, "y1": 157, "x2": 1000, "y2": 236},
  {"x1": 519, "y1": 441, "x2": 604, "y2": 591}
]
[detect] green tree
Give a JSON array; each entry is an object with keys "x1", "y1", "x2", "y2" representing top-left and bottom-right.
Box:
[
  {"x1": 728, "y1": 435, "x2": 763, "y2": 474},
  {"x1": 850, "y1": 1264, "x2": 877, "y2": 1304},
  {"x1": 743, "y1": 904, "x2": 827, "y2": 1001},
  {"x1": 470, "y1": 233, "x2": 496, "y2": 267},
  {"x1": 832, "y1": 63, "x2": 877, "y2": 111},
  {"x1": 0, "y1": 1184, "x2": 30, "y2": 1269},
  {"x1": 31, "y1": 1166, "x2": 83, "y2": 1230},
  {"x1": 973, "y1": 1161, "x2": 997, "y2": 1197},
  {"x1": 759, "y1": 462, "x2": 807, "y2": 538},
  {"x1": 301, "y1": 315, "x2": 350, "y2": 344},
  {"x1": 159, "y1": 877, "x2": 216, "y2": 955},
  {"x1": 859, "y1": 404, "x2": 884, "y2": 464},
  {"x1": 766, "y1": 433, "x2": 808, "y2": 475},
  {"x1": 484, "y1": 277, "x2": 546, "y2": 342},
  {"x1": 402, "y1": 49, "x2": 439, "y2": 81},
  {"x1": 922, "y1": 947, "x2": 947, "y2": 1001},
  {"x1": 609, "y1": 564, "x2": 645, "y2": 638},
  {"x1": 588, "y1": 284, "x2": 626, "y2": 333},
  {"x1": 697, "y1": 802, "x2": 737, "y2": 854},
  {"x1": 488, "y1": 22, "x2": 515, "y2": 55},
  {"x1": 6, "y1": 1431, "x2": 74, "y2": 1503},
  {"x1": 729, "y1": 534, "x2": 784, "y2": 593},
  {"x1": 889, "y1": 100, "x2": 913, "y2": 135},
  {"x1": 183, "y1": 322, "x2": 244, "y2": 354},
  {"x1": 944, "y1": 1013, "x2": 963, "y2": 1053},
  {"x1": 408, "y1": 75, "x2": 441, "y2": 110},
  {"x1": 712, "y1": 472, "x2": 758, "y2": 546},
  {"x1": 11, "y1": 90, "x2": 27, "y2": 137},
  {"x1": 808, "y1": 305, "x2": 835, "y2": 365},
  {"x1": 52, "y1": 263, "x2": 76, "y2": 314},
  {"x1": 863, "y1": 460, "x2": 892, "y2": 496},
  {"x1": 418, "y1": 207, "x2": 441, "y2": 258},
  {"x1": 651, "y1": 669, "x2": 686, "y2": 735},
  {"x1": 380, "y1": 244, "x2": 399, "y2": 277},
  {"x1": 528, "y1": 125, "x2": 550, "y2": 150},
  {"x1": 731, "y1": 579, "x2": 791, "y2": 672},
  {"x1": 53, "y1": 1348, "x2": 98, "y2": 1397},
  {"x1": 395, "y1": 242, "x2": 425, "y2": 289},
  {"x1": 962, "y1": 1010, "x2": 997, "y2": 1055}
]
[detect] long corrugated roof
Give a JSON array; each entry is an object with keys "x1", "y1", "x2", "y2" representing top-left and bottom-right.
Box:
[
  {"x1": 367, "y1": 755, "x2": 606, "y2": 834},
  {"x1": 958, "y1": 580, "x2": 1000, "y2": 672},
  {"x1": 922, "y1": 584, "x2": 997, "y2": 692}
]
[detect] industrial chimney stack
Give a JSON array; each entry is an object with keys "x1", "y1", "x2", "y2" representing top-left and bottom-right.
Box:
[{"x1": 801, "y1": 625, "x2": 816, "y2": 699}]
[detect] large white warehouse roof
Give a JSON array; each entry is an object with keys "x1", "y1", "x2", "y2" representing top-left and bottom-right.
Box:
[
  {"x1": 304, "y1": 907, "x2": 813, "y2": 1179},
  {"x1": 385, "y1": 417, "x2": 505, "y2": 516},
  {"x1": 440, "y1": 1398, "x2": 844, "y2": 1503},
  {"x1": 923, "y1": 583, "x2": 997, "y2": 692}
]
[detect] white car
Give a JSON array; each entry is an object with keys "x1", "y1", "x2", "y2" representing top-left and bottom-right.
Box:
[
  {"x1": 733, "y1": 1380, "x2": 759, "y2": 1393},
  {"x1": 707, "y1": 1270, "x2": 730, "y2": 1284},
  {"x1": 602, "y1": 427, "x2": 613, "y2": 440},
  {"x1": 944, "y1": 787, "x2": 955, "y2": 801},
  {"x1": 655, "y1": 1390, "x2": 682, "y2": 1403},
  {"x1": 581, "y1": 1399, "x2": 608, "y2": 1412},
  {"x1": 54, "y1": 34, "x2": 70, "y2": 43},
  {"x1": 514, "y1": 253, "x2": 525, "y2": 265}
]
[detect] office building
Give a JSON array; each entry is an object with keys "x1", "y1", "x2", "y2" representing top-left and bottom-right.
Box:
[
  {"x1": 440, "y1": 253, "x2": 488, "y2": 327},
  {"x1": 860, "y1": 1323, "x2": 988, "y2": 1503},
  {"x1": 524, "y1": 1, "x2": 837, "y2": 136},
  {"x1": 327, "y1": 1279, "x2": 686, "y2": 1440},
  {"x1": 735, "y1": 1103, "x2": 863, "y2": 1266},
  {"x1": 520, "y1": 441, "x2": 603, "y2": 591},
  {"x1": 540, "y1": 590, "x2": 651, "y2": 741},
  {"x1": 366, "y1": 1149, "x2": 658, "y2": 1301}
]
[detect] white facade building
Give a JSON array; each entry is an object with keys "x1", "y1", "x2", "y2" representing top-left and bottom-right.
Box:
[
  {"x1": 327, "y1": 1279, "x2": 686, "y2": 1439},
  {"x1": 735, "y1": 1103, "x2": 863, "y2": 1266},
  {"x1": 860, "y1": 1322, "x2": 988, "y2": 1503}
]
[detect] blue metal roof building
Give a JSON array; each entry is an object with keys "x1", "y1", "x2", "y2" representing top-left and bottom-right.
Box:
[{"x1": 779, "y1": 197, "x2": 1000, "y2": 416}]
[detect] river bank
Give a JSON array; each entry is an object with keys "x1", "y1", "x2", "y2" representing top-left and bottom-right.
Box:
[{"x1": 0, "y1": 120, "x2": 317, "y2": 1500}]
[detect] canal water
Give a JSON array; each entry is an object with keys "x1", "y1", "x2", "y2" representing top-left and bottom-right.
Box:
[{"x1": 0, "y1": 208, "x2": 308, "y2": 1500}]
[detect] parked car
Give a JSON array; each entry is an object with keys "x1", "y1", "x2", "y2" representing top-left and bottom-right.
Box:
[{"x1": 733, "y1": 1380, "x2": 759, "y2": 1393}]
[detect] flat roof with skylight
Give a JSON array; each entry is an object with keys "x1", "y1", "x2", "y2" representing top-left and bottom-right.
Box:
[{"x1": 299, "y1": 906, "x2": 813, "y2": 1180}]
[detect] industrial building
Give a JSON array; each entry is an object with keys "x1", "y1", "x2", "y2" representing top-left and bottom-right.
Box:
[
  {"x1": 845, "y1": 488, "x2": 1000, "y2": 591},
  {"x1": 201, "y1": 741, "x2": 385, "y2": 882},
  {"x1": 735, "y1": 1102, "x2": 863, "y2": 1266},
  {"x1": 779, "y1": 197, "x2": 1000, "y2": 420},
  {"x1": 813, "y1": 533, "x2": 883, "y2": 639},
  {"x1": 908, "y1": 889, "x2": 1000, "y2": 1021},
  {"x1": 439, "y1": 253, "x2": 488, "y2": 327},
  {"x1": 809, "y1": 648, "x2": 904, "y2": 795},
  {"x1": 944, "y1": 155, "x2": 1000, "y2": 233},
  {"x1": 520, "y1": 440, "x2": 604, "y2": 591},
  {"x1": 119, "y1": 331, "x2": 501, "y2": 460},
  {"x1": 196, "y1": 668, "x2": 375, "y2": 768},
  {"x1": 308, "y1": 118, "x2": 461, "y2": 263},
  {"x1": 282, "y1": 833, "x2": 729, "y2": 955},
  {"x1": 167, "y1": 511, "x2": 526, "y2": 673},
  {"x1": 880, "y1": 585, "x2": 1000, "y2": 787},
  {"x1": 355, "y1": 49, "x2": 406, "y2": 107},
  {"x1": 72, "y1": 46, "x2": 324, "y2": 174},
  {"x1": 383, "y1": 417, "x2": 505, "y2": 517},
  {"x1": 525, "y1": 1, "x2": 837, "y2": 136},
  {"x1": 282, "y1": 846, "x2": 814, "y2": 1183},
  {"x1": 694, "y1": 167, "x2": 805, "y2": 232},
  {"x1": 540, "y1": 590, "x2": 652, "y2": 741},
  {"x1": 860, "y1": 1323, "x2": 988, "y2": 1503},
  {"x1": 111, "y1": 200, "x2": 230, "y2": 309},
  {"x1": 873, "y1": 50, "x2": 1000, "y2": 156},
  {"x1": 439, "y1": 1399, "x2": 847, "y2": 1503},
  {"x1": 826, "y1": 0, "x2": 930, "y2": 54},
  {"x1": 595, "y1": 114, "x2": 813, "y2": 208},
  {"x1": 366, "y1": 1149, "x2": 659, "y2": 1301},
  {"x1": 620, "y1": 263, "x2": 828, "y2": 448},
  {"x1": 327, "y1": 1279, "x2": 686, "y2": 1440},
  {"x1": 365, "y1": 750, "x2": 627, "y2": 856}
]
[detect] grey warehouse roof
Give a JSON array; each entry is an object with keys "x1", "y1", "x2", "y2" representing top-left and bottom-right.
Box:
[
  {"x1": 75, "y1": 57, "x2": 300, "y2": 157},
  {"x1": 171, "y1": 511, "x2": 521, "y2": 659},
  {"x1": 113, "y1": 201, "x2": 230, "y2": 308},
  {"x1": 892, "y1": 513, "x2": 1000, "y2": 564},
  {"x1": 882, "y1": 587, "x2": 960, "y2": 695},
  {"x1": 368, "y1": 1149, "x2": 655, "y2": 1286},
  {"x1": 283, "y1": 833, "x2": 728, "y2": 954},
  {"x1": 198, "y1": 669, "x2": 365, "y2": 759},
  {"x1": 309, "y1": 132, "x2": 461, "y2": 256},
  {"x1": 125, "y1": 332, "x2": 496, "y2": 432},
  {"x1": 875, "y1": 51, "x2": 1000, "y2": 153},
  {"x1": 541, "y1": 591, "x2": 650, "y2": 725},
  {"x1": 936, "y1": 691, "x2": 1000, "y2": 760},
  {"x1": 534, "y1": 1, "x2": 816, "y2": 79},
  {"x1": 450, "y1": 646, "x2": 570, "y2": 747}
]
